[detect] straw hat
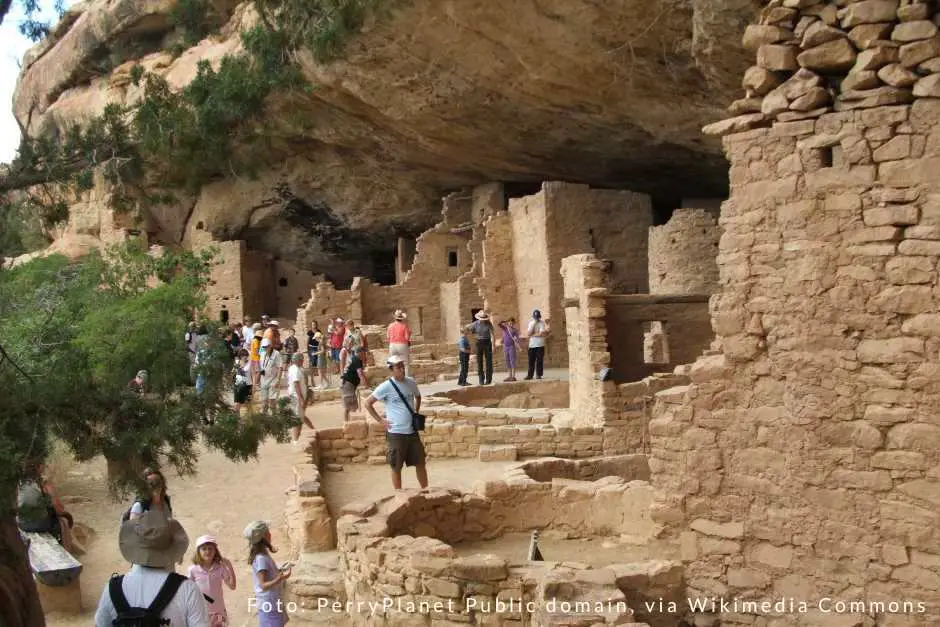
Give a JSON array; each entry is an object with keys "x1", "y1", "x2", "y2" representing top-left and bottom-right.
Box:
[{"x1": 474, "y1": 311, "x2": 490, "y2": 321}]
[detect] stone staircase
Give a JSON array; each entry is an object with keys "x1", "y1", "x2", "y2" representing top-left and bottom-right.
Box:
[{"x1": 285, "y1": 550, "x2": 348, "y2": 624}]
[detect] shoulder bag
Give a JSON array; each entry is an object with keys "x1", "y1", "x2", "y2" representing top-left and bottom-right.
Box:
[{"x1": 388, "y1": 379, "x2": 426, "y2": 432}]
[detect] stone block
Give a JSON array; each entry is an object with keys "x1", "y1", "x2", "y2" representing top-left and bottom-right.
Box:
[
  {"x1": 856, "y1": 337, "x2": 925, "y2": 362},
  {"x1": 690, "y1": 519, "x2": 745, "y2": 539},
  {"x1": 478, "y1": 445, "x2": 517, "y2": 462}
]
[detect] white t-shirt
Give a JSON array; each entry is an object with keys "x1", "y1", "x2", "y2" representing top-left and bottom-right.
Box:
[
  {"x1": 94, "y1": 565, "x2": 209, "y2": 627},
  {"x1": 288, "y1": 364, "x2": 305, "y2": 399},
  {"x1": 528, "y1": 320, "x2": 547, "y2": 348},
  {"x1": 259, "y1": 350, "x2": 281, "y2": 388}
]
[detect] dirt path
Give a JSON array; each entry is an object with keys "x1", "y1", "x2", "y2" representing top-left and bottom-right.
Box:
[{"x1": 42, "y1": 395, "x2": 519, "y2": 626}]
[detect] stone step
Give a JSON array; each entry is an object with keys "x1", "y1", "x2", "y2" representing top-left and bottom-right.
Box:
[
  {"x1": 479, "y1": 444, "x2": 518, "y2": 462},
  {"x1": 288, "y1": 551, "x2": 346, "y2": 606}
]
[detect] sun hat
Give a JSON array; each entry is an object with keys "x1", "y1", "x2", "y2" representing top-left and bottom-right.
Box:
[
  {"x1": 475, "y1": 311, "x2": 490, "y2": 321},
  {"x1": 386, "y1": 355, "x2": 405, "y2": 366},
  {"x1": 195, "y1": 534, "x2": 217, "y2": 549},
  {"x1": 270, "y1": 320, "x2": 279, "y2": 326},
  {"x1": 243, "y1": 520, "x2": 270, "y2": 545},
  {"x1": 119, "y1": 509, "x2": 189, "y2": 569}
]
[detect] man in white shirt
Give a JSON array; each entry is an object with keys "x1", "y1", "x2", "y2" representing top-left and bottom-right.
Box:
[
  {"x1": 524, "y1": 309, "x2": 550, "y2": 380},
  {"x1": 364, "y1": 355, "x2": 428, "y2": 490},
  {"x1": 288, "y1": 352, "x2": 315, "y2": 443},
  {"x1": 258, "y1": 338, "x2": 282, "y2": 412},
  {"x1": 94, "y1": 510, "x2": 209, "y2": 626}
]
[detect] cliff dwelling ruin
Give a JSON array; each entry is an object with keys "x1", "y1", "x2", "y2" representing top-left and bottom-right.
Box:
[{"x1": 7, "y1": 0, "x2": 940, "y2": 625}]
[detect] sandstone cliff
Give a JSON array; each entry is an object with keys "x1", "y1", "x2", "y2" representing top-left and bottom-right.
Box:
[{"x1": 11, "y1": 0, "x2": 758, "y2": 279}]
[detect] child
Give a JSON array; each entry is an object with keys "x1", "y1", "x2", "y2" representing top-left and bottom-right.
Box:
[
  {"x1": 282, "y1": 328, "x2": 299, "y2": 380},
  {"x1": 233, "y1": 349, "x2": 251, "y2": 415},
  {"x1": 244, "y1": 520, "x2": 291, "y2": 627},
  {"x1": 498, "y1": 317, "x2": 522, "y2": 382},
  {"x1": 188, "y1": 535, "x2": 236, "y2": 627},
  {"x1": 457, "y1": 327, "x2": 471, "y2": 386}
]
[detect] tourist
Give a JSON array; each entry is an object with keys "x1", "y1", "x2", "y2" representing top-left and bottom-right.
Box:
[
  {"x1": 263, "y1": 320, "x2": 281, "y2": 351},
  {"x1": 193, "y1": 324, "x2": 211, "y2": 395},
  {"x1": 525, "y1": 309, "x2": 550, "y2": 380},
  {"x1": 329, "y1": 318, "x2": 346, "y2": 375},
  {"x1": 339, "y1": 332, "x2": 353, "y2": 376},
  {"x1": 16, "y1": 459, "x2": 75, "y2": 552},
  {"x1": 241, "y1": 318, "x2": 253, "y2": 353},
  {"x1": 386, "y1": 310, "x2": 412, "y2": 377},
  {"x1": 345, "y1": 319, "x2": 363, "y2": 351},
  {"x1": 306, "y1": 321, "x2": 329, "y2": 387},
  {"x1": 282, "y1": 328, "x2": 299, "y2": 379},
  {"x1": 94, "y1": 509, "x2": 208, "y2": 627},
  {"x1": 127, "y1": 468, "x2": 173, "y2": 521},
  {"x1": 364, "y1": 355, "x2": 429, "y2": 490},
  {"x1": 288, "y1": 353, "x2": 315, "y2": 443},
  {"x1": 233, "y1": 349, "x2": 252, "y2": 415},
  {"x1": 470, "y1": 311, "x2": 495, "y2": 385},
  {"x1": 185, "y1": 321, "x2": 198, "y2": 370},
  {"x1": 340, "y1": 346, "x2": 369, "y2": 423},
  {"x1": 456, "y1": 326, "x2": 471, "y2": 386},
  {"x1": 498, "y1": 317, "x2": 522, "y2": 382},
  {"x1": 188, "y1": 535, "x2": 236, "y2": 627},
  {"x1": 244, "y1": 520, "x2": 291, "y2": 627},
  {"x1": 258, "y1": 338, "x2": 282, "y2": 413},
  {"x1": 127, "y1": 369, "x2": 148, "y2": 395},
  {"x1": 249, "y1": 323, "x2": 264, "y2": 387}
]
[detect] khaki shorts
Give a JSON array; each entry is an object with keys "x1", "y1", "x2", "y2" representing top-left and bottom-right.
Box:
[
  {"x1": 340, "y1": 381, "x2": 358, "y2": 411},
  {"x1": 259, "y1": 383, "x2": 278, "y2": 402},
  {"x1": 386, "y1": 433, "x2": 425, "y2": 471}
]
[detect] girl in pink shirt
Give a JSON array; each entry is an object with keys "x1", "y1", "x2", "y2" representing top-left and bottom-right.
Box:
[{"x1": 188, "y1": 535, "x2": 236, "y2": 626}]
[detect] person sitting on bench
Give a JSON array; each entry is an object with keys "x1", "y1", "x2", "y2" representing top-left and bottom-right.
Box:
[{"x1": 16, "y1": 460, "x2": 74, "y2": 552}]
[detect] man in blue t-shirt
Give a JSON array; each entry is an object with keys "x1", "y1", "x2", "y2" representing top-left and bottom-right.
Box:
[{"x1": 364, "y1": 355, "x2": 429, "y2": 490}]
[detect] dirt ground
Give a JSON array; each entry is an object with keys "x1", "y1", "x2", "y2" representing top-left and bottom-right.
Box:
[{"x1": 42, "y1": 395, "x2": 518, "y2": 627}]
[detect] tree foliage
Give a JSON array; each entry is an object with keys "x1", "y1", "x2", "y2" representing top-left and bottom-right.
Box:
[{"x1": 0, "y1": 242, "x2": 300, "y2": 508}]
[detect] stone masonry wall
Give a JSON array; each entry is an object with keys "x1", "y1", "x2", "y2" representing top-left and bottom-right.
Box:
[
  {"x1": 205, "y1": 240, "x2": 246, "y2": 323},
  {"x1": 510, "y1": 191, "x2": 551, "y2": 343},
  {"x1": 648, "y1": 208, "x2": 721, "y2": 295},
  {"x1": 274, "y1": 259, "x2": 318, "y2": 320},
  {"x1": 651, "y1": 101, "x2": 940, "y2": 625}
]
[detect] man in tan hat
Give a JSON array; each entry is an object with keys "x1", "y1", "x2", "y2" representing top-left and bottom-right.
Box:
[
  {"x1": 386, "y1": 310, "x2": 412, "y2": 377},
  {"x1": 94, "y1": 510, "x2": 209, "y2": 626}
]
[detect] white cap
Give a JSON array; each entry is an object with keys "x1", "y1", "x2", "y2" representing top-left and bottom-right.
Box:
[
  {"x1": 386, "y1": 355, "x2": 405, "y2": 366},
  {"x1": 261, "y1": 338, "x2": 272, "y2": 347},
  {"x1": 270, "y1": 320, "x2": 279, "y2": 326}
]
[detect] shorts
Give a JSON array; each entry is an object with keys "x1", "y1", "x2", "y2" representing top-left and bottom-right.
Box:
[
  {"x1": 234, "y1": 384, "x2": 251, "y2": 404},
  {"x1": 308, "y1": 353, "x2": 319, "y2": 368},
  {"x1": 259, "y1": 383, "x2": 278, "y2": 402},
  {"x1": 330, "y1": 348, "x2": 341, "y2": 362},
  {"x1": 386, "y1": 433, "x2": 425, "y2": 471},
  {"x1": 340, "y1": 381, "x2": 358, "y2": 410}
]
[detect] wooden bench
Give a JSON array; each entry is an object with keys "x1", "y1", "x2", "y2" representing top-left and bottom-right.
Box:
[{"x1": 20, "y1": 531, "x2": 83, "y2": 613}]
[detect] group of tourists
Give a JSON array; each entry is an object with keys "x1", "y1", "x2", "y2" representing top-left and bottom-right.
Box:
[
  {"x1": 457, "y1": 308, "x2": 551, "y2": 386},
  {"x1": 87, "y1": 467, "x2": 290, "y2": 627}
]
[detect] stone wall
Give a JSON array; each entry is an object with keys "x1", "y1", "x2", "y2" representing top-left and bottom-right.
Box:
[
  {"x1": 479, "y1": 211, "x2": 517, "y2": 324},
  {"x1": 648, "y1": 208, "x2": 721, "y2": 295},
  {"x1": 652, "y1": 100, "x2": 940, "y2": 624},
  {"x1": 285, "y1": 431, "x2": 335, "y2": 556},
  {"x1": 510, "y1": 191, "x2": 551, "y2": 342},
  {"x1": 274, "y1": 259, "x2": 318, "y2": 320},
  {"x1": 296, "y1": 281, "x2": 359, "y2": 341},
  {"x1": 205, "y1": 240, "x2": 247, "y2": 324},
  {"x1": 242, "y1": 248, "x2": 276, "y2": 319}
]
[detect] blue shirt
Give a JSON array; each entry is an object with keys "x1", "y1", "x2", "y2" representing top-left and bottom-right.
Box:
[
  {"x1": 458, "y1": 336, "x2": 470, "y2": 352},
  {"x1": 372, "y1": 377, "x2": 420, "y2": 434}
]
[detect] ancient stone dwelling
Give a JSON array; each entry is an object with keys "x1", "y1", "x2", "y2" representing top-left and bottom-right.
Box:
[{"x1": 279, "y1": 2, "x2": 940, "y2": 626}]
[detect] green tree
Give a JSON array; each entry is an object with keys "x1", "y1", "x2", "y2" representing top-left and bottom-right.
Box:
[{"x1": 0, "y1": 242, "x2": 299, "y2": 626}]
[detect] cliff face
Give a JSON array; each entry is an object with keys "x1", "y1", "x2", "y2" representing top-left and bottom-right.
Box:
[{"x1": 12, "y1": 0, "x2": 758, "y2": 280}]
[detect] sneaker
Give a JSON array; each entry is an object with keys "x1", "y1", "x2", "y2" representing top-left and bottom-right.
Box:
[{"x1": 523, "y1": 376, "x2": 533, "y2": 380}]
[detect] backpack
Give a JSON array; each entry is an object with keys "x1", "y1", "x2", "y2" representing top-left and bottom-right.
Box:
[
  {"x1": 121, "y1": 496, "x2": 173, "y2": 524},
  {"x1": 109, "y1": 572, "x2": 186, "y2": 626}
]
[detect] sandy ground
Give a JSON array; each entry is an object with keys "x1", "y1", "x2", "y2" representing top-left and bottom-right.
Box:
[{"x1": 41, "y1": 380, "x2": 522, "y2": 627}]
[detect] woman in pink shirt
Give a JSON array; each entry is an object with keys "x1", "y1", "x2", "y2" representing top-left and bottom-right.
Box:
[
  {"x1": 387, "y1": 310, "x2": 412, "y2": 376},
  {"x1": 188, "y1": 535, "x2": 236, "y2": 626}
]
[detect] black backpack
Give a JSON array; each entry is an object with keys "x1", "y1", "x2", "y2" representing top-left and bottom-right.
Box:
[
  {"x1": 109, "y1": 572, "x2": 186, "y2": 626},
  {"x1": 121, "y1": 496, "x2": 172, "y2": 523}
]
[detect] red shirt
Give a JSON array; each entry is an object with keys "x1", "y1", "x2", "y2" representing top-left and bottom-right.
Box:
[
  {"x1": 330, "y1": 325, "x2": 345, "y2": 349},
  {"x1": 387, "y1": 321, "x2": 411, "y2": 344}
]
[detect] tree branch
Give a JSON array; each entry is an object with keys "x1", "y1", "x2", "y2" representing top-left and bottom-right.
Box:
[{"x1": 0, "y1": 343, "x2": 34, "y2": 383}]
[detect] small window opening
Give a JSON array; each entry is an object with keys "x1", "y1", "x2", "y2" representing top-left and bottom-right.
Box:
[
  {"x1": 447, "y1": 248, "x2": 458, "y2": 267},
  {"x1": 196, "y1": 221, "x2": 205, "y2": 230},
  {"x1": 278, "y1": 277, "x2": 288, "y2": 287}
]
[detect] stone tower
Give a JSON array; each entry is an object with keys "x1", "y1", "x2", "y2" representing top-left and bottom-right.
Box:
[{"x1": 651, "y1": 1, "x2": 940, "y2": 624}]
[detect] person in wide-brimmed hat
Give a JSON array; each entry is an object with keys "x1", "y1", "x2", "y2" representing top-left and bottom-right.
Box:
[
  {"x1": 468, "y1": 311, "x2": 496, "y2": 385},
  {"x1": 387, "y1": 310, "x2": 412, "y2": 377},
  {"x1": 94, "y1": 510, "x2": 209, "y2": 625}
]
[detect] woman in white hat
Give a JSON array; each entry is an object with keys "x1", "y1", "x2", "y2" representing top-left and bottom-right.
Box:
[
  {"x1": 387, "y1": 310, "x2": 412, "y2": 377},
  {"x1": 188, "y1": 534, "x2": 236, "y2": 626}
]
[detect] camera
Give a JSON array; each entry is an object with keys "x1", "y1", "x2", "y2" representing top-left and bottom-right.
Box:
[{"x1": 259, "y1": 370, "x2": 265, "y2": 375}]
